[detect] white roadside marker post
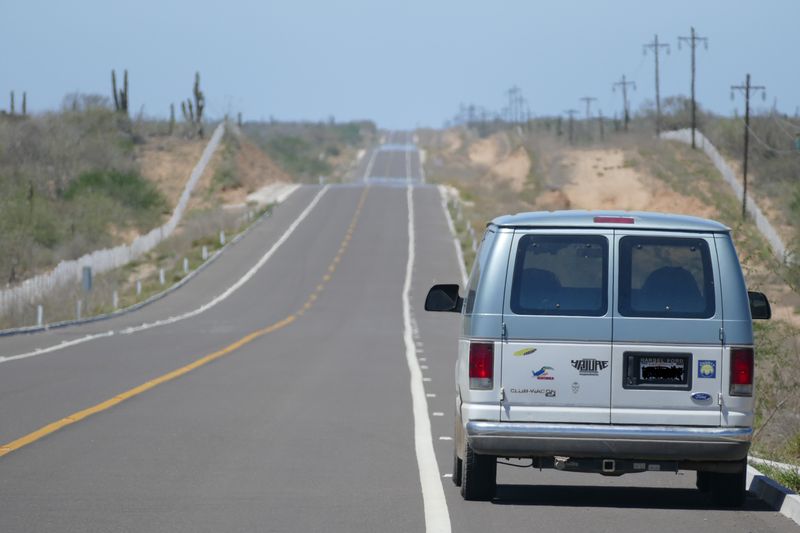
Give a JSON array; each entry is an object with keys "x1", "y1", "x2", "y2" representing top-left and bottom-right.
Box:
[
  {"x1": 76, "y1": 300, "x2": 82, "y2": 320},
  {"x1": 219, "y1": 230, "x2": 226, "y2": 245},
  {"x1": 159, "y1": 268, "x2": 166, "y2": 285},
  {"x1": 112, "y1": 290, "x2": 119, "y2": 309},
  {"x1": 136, "y1": 280, "x2": 142, "y2": 296},
  {"x1": 36, "y1": 305, "x2": 43, "y2": 327},
  {"x1": 202, "y1": 246, "x2": 208, "y2": 260},
  {"x1": 183, "y1": 258, "x2": 189, "y2": 273}
]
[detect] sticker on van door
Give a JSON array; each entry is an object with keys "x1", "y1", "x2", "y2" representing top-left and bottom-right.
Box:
[
  {"x1": 571, "y1": 359, "x2": 609, "y2": 376},
  {"x1": 698, "y1": 360, "x2": 717, "y2": 379}
]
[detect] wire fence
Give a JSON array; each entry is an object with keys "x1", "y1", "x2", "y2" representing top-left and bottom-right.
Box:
[
  {"x1": 661, "y1": 128, "x2": 791, "y2": 263},
  {"x1": 0, "y1": 123, "x2": 226, "y2": 314}
]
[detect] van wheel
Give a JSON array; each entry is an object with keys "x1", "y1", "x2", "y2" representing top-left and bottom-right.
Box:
[
  {"x1": 696, "y1": 471, "x2": 712, "y2": 492},
  {"x1": 709, "y1": 461, "x2": 747, "y2": 508},
  {"x1": 453, "y1": 449, "x2": 463, "y2": 486},
  {"x1": 460, "y1": 443, "x2": 496, "y2": 501}
]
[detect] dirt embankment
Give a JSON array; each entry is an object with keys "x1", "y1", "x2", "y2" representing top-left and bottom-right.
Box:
[
  {"x1": 137, "y1": 133, "x2": 292, "y2": 212},
  {"x1": 551, "y1": 149, "x2": 714, "y2": 217},
  {"x1": 467, "y1": 133, "x2": 531, "y2": 192},
  {"x1": 218, "y1": 137, "x2": 293, "y2": 206},
  {"x1": 137, "y1": 138, "x2": 208, "y2": 208}
]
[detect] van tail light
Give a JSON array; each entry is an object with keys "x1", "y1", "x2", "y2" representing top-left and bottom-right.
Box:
[
  {"x1": 730, "y1": 347, "x2": 754, "y2": 396},
  {"x1": 469, "y1": 342, "x2": 494, "y2": 390}
]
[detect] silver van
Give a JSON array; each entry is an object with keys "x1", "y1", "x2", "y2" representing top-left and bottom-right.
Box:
[{"x1": 426, "y1": 211, "x2": 771, "y2": 507}]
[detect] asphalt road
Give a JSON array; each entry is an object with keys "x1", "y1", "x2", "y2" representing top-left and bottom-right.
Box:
[{"x1": 0, "y1": 134, "x2": 796, "y2": 532}]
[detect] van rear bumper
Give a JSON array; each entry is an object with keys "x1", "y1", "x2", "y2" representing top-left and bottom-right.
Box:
[{"x1": 466, "y1": 421, "x2": 751, "y2": 461}]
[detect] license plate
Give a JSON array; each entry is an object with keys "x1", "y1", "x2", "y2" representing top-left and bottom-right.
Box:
[{"x1": 624, "y1": 352, "x2": 692, "y2": 390}]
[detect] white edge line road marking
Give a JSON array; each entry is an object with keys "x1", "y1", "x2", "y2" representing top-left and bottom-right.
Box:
[
  {"x1": 405, "y1": 132, "x2": 412, "y2": 183},
  {"x1": 1, "y1": 186, "x2": 331, "y2": 363},
  {"x1": 403, "y1": 183, "x2": 452, "y2": 533},
  {"x1": 0, "y1": 331, "x2": 115, "y2": 363},
  {"x1": 438, "y1": 185, "x2": 468, "y2": 287},
  {"x1": 363, "y1": 146, "x2": 378, "y2": 183}
]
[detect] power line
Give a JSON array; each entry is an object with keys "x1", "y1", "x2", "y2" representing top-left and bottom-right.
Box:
[
  {"x1": 731, "y1": 74, "x2": 766, "y2": 219},
  {"x1": 678, "y1": 27, "x2": 709, "y2": 148},
  {"x1": 767, "y1": 114, "x2": 800, "y2": 141},
  {"x1": 771, "y1": 113, "x2": 800, "y2": 135},
  {"x1": 612, "y1": 75, "x2": 636, "y2": 132},
  {"x1": 643, "y1": 34, "x2": 670, "y2": 135},
  {"x1": 741, "y1": 119, "x2": 797, "y2": 155}
]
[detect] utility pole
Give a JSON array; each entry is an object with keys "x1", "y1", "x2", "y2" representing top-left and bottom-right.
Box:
[
  {"x1": 612, "y1": 75, "x2": 636, "y2": 131},
  {"x1": 597, "y1": 109, "x2": 605, "y2": 141},
  {"x1": 564, "y1": 109, "x2": 579, "y2": 144},
  {"x1": 643, "y1": 34, "x2": 670, "y2": 135},
  {"x1": 678, "y1": 27, "x2": 708, "y2": 148},
  {"x1": 506, "y1": 86, "x2": 522, "y2": 124},
  {"x1": 580, "y1": 96, "x2": 597, "y2": 119},
  {"x1": 730, "y1": 74, "x2": 766, "y2": 219}
]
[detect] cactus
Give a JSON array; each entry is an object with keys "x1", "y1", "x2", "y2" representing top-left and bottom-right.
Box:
[
  {"x1": 181, "y1": 101, "x2": 188, "y2": 121},
  {"x1": 169, "y1": 103, "x2": 175, "y2": 134},
  {"x1": 121, "y1": 70, "x2": 129, "y2": 113},
  {"x1": 193, "y1": 72, "x2": 205, "y2": 138},
  {"x1": 112, "y1": 70, "x2": 119, "y2": 111},
  {"x1": 187, "y1": 99, "x2": 195, "y2": 123},
  {"x1": 22, "y1": 92, "x2": 26, "y2": 116},
  {"x1": 237, "y1": 112, "x2": 242, "y2": 127},
  {"x1": 10, "y1": 91, "x2": 14, "y2": 115},
  {"x1": 111, "y1": 69, "x2": 129, "y2": 114}
]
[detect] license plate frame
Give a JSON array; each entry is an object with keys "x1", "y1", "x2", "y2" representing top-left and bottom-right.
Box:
[{"x1": 623, "y1": 352, "x2": 692, "y2": 390}]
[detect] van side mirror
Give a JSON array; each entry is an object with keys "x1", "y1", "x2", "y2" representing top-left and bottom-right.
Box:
[
  {"x1": 425, "y1": 284, "x2": 463, "y2": 313},
  {"x1": 748, "y1": 291, "x2": 771, "y2": 320}
]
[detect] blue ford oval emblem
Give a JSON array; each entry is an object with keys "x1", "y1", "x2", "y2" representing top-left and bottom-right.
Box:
[{"x1": 692, "y1": 392, "x2": 712, "y2": 401}]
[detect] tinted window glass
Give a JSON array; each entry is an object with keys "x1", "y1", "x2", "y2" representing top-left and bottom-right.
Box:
[
  {"x1": 618, "y1": 236, "x2": 714, "y2": 318},
  {"x1": 510, "y1": 235, "x2": 608, "y2": 316}
]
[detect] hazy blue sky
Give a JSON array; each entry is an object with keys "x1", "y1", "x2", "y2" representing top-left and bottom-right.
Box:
[{"x1": 3, "y1": 0, "x2": 798, "y2": 129}]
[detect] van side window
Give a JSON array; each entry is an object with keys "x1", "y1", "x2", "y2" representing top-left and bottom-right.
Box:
[
  {"x1": 510, "y1": 235, "x2": 608, "y2": 316},
  {"x1": 618, "y1": 236, "x2": 714, "y2": 318}
]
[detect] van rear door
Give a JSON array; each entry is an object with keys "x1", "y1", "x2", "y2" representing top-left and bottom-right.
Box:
[
  {"x1": 500, "y1": 230, "x2": 613, "y2": 424},
  {"x1": 610, "y1": 232, "x2": 723, "y2": 426}
]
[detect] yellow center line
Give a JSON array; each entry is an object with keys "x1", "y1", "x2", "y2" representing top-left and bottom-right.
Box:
[{"x1": 0, "y1": 186, "x2": 370, "y2": 459}]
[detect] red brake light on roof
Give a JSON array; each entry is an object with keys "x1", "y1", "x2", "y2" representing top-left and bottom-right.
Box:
[
  {"x1": 469, "y1": 342, "x2": 493, "y2": 390},
  {"x1": 594, "y1": 216, "x2": 635, "y2": 224},
  {"x1": 730, "y1": 347, "x2": 754, "y2": 396}
]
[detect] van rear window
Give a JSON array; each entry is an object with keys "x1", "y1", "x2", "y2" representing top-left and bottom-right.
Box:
[
  {"x1": 618, "y1": 236, "x2": 714, "y2": 318},
  {"x1": 510, "y1": 235, "x2": 608, "y2": 316}
]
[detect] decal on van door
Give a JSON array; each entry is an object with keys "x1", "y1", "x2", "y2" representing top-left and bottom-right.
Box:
[
  {"x1": 698, "y1": 360, "x2": 717, "y2": 379},
  {"x1": 571, "y1": 359, "x2": 609, "y2": 376}
]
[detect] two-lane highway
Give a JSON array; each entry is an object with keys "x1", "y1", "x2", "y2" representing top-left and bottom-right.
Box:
[{"x1": 0, "y1": 134, "x2": 796, "y2": 532}]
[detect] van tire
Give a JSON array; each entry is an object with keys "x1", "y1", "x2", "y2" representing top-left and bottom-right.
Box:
[
  {"x1": 460, "y1": 443, "x2": 496, "y2": 501},
  {"x1": 453, "y1": 450, "x2": 463, "y2": 486},
  {"x1": 696, "y1": 471, "x2": 712, "y2": 492},
  {"x1": 709, "y1": 462, "x2": 746, "y2": 508}
]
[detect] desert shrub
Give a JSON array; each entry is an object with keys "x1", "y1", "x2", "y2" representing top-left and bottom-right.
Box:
[{"x1": 64, "y1": 170, "x2": 165, "y2": 213}]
